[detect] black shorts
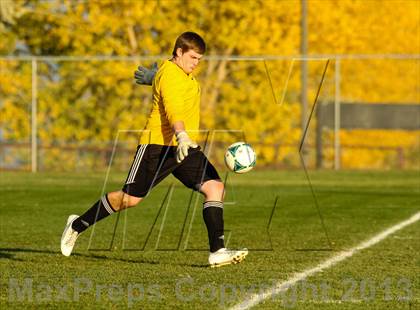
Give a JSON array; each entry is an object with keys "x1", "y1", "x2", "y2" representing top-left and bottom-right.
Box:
[{"x1": 122, "y1": 144, "x2": 221, "y2": 198}]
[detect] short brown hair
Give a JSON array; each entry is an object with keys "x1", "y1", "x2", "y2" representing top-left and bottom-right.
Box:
[{"x1": 172, "y1": 32, "x2": 206, "y2": 57}]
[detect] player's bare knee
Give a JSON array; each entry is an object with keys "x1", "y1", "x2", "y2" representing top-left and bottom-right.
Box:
[
  {"x1": 119, "y1": 193, "x2": 142, "y2": 209},
  {"x1": 107, "y1": 191, "x2": 121, "y2": 210},
  {"x1": 201, "y1": 180, "x2": 224, "y2": 200},
  {"x1": 126, "y1": 195, "x2": 142, "y2": 207},
  {"x1": 107, "y1": 191, "x2": 142, "y2": 210}
]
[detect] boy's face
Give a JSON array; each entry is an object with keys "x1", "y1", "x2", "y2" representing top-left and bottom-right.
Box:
[{"x1": 176, "y1": 48, "x2": 203, "y2": 74}]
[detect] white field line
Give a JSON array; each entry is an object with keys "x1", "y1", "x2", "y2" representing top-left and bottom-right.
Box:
[
  {"x1": 229, "y1": 210, "x2": 420, "y2": 310},
  {"x1": 296, "y1": 298, "x2": 420, "y2": 305}
]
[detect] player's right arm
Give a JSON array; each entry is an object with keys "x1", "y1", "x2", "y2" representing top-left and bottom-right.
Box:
[{"x1": 159, "y1": 67, "x2": 197, "y2": 162}]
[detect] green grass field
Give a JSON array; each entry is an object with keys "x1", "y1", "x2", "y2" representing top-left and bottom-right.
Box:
[{"x1": 0, "y1": 170, "x2": 419, "y2": 309}]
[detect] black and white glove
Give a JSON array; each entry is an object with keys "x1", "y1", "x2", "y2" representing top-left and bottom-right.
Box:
[
  {"x1": 175, "y1": 131, "x2": 198, "y2": 163},
  {"x1": 134, "y1": 62, "x2": 158, "y2": 85}
]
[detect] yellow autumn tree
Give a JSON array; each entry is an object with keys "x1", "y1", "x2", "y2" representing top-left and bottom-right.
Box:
[{"x1": 0, "y1": 0, "x2": 418, "y2": 170}]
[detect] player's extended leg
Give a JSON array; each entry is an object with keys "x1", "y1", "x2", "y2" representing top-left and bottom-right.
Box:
[
  {"x1": 62, "y1": 144, "x2": 182, "y2": 257},
  {"x1": 200, "y1": 180, "x2": 225, "y2": 251},
  {"x1": 60, "y1": 191, "x2": 141, "y2": 256},
  {"x1": 200, "y1": 180, "x2": 248, "y2": 267}
]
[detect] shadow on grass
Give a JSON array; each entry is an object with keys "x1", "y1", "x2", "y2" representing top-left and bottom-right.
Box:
[
  {"x1": 0, "y1": 248, "x2": 215, "y2": 268},
  {"x1": 0, "y1": 248, "x2": 159, "y2": 265},
  {"x1": 176, "y1": 263, "x2": 209, "y2": 268},
  {"x1": 0, "y1": 251, "x2": 25, "y2": 261}
]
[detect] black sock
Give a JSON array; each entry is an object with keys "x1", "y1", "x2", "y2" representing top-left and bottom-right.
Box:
[
  {"x1": 72, "y1": 194, "x2": 116, "y2": 233},
  {"x1": 203, "y1": 201, "x2": 225, "y2": 253}
]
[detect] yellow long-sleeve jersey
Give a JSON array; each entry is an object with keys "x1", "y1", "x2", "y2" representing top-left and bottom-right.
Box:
[{"x1": 139, "y1": 60, "x2": 201, "y2": 146}]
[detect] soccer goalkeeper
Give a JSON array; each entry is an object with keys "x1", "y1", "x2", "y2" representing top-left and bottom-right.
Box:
[{"x1": 61, "y1": 31, "x2": 248, "y2": 267}]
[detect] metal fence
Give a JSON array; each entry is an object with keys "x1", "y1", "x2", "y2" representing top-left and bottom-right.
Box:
[{"x1": 0, "y1": 54, "x2": 419, "y2": 172}]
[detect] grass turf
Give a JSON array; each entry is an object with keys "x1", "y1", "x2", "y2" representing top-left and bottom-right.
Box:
[{"x1": 0, "y1": 170, "x2": 419, "y2": 309}]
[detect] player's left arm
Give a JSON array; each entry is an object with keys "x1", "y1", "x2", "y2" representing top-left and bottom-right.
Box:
[{"x1": 134, "y1": 62, "x2": 158, "y2": 85}]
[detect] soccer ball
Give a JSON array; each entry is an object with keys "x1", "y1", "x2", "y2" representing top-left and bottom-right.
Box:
[{"x1": 224, "y1": 142, "x2": 256, "y2": 174}]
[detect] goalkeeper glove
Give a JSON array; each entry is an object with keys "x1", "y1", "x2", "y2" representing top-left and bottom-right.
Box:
[
  {"x1": 134, "y1": 62, "x2": 158, "y2": 85},
  {"x1": 175, "y1": 131, "x2": 198, "y2": 163}
]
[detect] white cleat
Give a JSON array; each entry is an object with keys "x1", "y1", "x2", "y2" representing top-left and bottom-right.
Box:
[
  {"x1": 209, "y1": 248, "x2": 248, "y2": 268},
  {"x1": 61, "y1": 215, "x2": 79, "y2": 257}
]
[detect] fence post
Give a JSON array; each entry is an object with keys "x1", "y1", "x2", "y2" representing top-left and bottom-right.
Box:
[
  {"x1": 300, "y1": 0, "x2": 308, "y2": 161},
  {"x1": 31, "y1": 57, "x2": 38, "y2": 173},
  {"x1": 316, "y1": 104, "x2": 323, "y2": 169},
  {"x1": 334, "y1": 58, "x2": 341, "y2": 170}
]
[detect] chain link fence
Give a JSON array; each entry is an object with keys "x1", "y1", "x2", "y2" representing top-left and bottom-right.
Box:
[{"x1": 0, "y1": 55, "x2": 419, "y2": 172}]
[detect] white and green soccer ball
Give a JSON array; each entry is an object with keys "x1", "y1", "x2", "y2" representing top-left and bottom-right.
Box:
[{"x1": 224, "y1": 142, "x2": 256, "y2": 174}]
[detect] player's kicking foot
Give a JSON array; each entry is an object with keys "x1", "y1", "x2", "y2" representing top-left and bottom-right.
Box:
[
  {"x1": 61, "y1": 215, "x2": 79, "y2": 257},
  {"x1": 208, "y1": 248, "x2": 248, "y2": 268}
]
